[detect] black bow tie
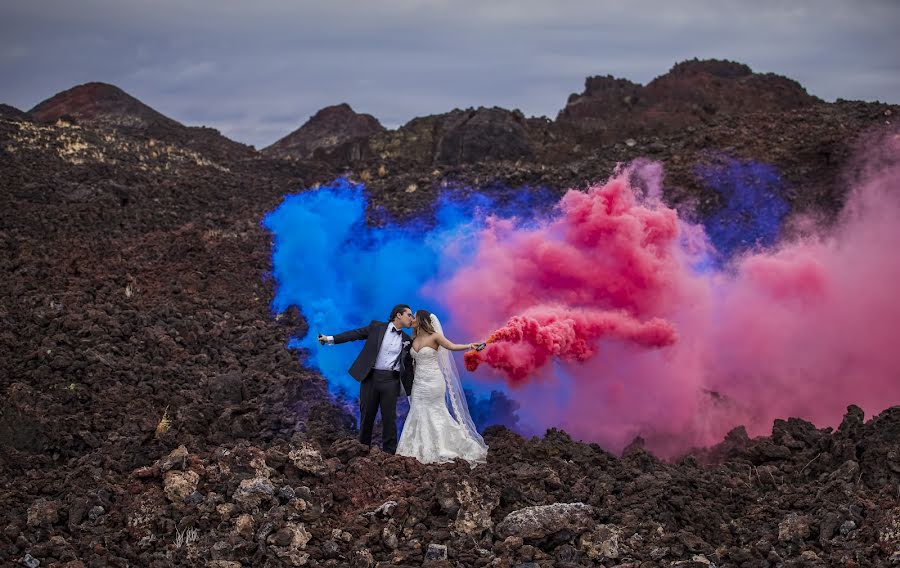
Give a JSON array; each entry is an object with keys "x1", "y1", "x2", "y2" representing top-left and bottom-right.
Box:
[{"x1": 391, "y1": 327, "x2": 402, "y2": 335}]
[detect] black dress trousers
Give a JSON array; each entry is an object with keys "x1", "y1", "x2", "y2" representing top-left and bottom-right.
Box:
[{"x1": 358, "y1": 368, "x2": 401, "y2": 453}]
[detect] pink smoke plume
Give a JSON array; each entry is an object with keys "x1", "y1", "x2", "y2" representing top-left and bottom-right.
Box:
[
  {"x1": 435, "y1": 138, "x2": 900, "y2": 457},
  {"x1": 457, "y1": 162, "x2": 695, "y2": 381},
  {"x1": 463, "y1": 307, "x2": 677, "y2": 381}
]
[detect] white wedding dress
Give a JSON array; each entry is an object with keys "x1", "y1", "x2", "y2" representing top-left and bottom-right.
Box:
[{"x1": 396, "y1": 344, "x2": 488, "y2": 465}]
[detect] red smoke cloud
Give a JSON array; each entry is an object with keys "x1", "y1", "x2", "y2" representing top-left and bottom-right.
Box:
[
  {"x1": 436, "y1": 141, "x2": 900, "y2": 457},
  {"x1": 464, "y1": 306, "x2": 677, "y2": 381},
  {"x1": 456, "y1": 163, "x2": 692, "y2": 381}
]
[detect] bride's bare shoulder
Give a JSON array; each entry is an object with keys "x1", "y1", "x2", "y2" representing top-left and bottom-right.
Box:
[{"x1": 413, "y1": 332, "x2": 437, "y2": 348}]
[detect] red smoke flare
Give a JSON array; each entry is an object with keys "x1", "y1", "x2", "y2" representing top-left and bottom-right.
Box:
[{"x1": 464, "y1": 307, "x2": 677, "y2": 382}]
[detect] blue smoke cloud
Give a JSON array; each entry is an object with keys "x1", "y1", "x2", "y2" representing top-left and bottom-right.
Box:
[
  {"x1": 262, "y1": 178, "x2": 554, "y2": 430},
  {"x1": 696, "y1": 158, "x2": 790, "y2": 262},
  {"x1": 465, "y1": 388, "x2": 520, "y2": 432}
]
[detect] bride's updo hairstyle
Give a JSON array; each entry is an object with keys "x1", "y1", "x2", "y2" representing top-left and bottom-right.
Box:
[{"x1": 414, "y1": 310, "x2": 436, "y2": 335}]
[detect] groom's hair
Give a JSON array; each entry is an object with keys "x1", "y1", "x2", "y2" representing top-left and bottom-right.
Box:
[{"x1": 388, "y1": 304, "x2": 411, "y2": 321}]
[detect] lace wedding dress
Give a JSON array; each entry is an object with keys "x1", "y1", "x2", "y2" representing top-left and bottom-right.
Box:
[{"x1": 396, "y1": 344, "x2": 488, "y2": 465}]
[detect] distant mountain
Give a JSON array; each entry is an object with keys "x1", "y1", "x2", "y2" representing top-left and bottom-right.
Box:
[
  {"x1": 281, "y1": 59, "x2": 827, "y2": 169},
  {"x1": 0, "y1": 103, "x2": 31, "y2": 121},
  {"x1": 29, "y1": 82, "x2": 256, "y2": 161},
  {"x1": 262, "y1": 103, "x2": 384, "y2": 160},
  {"x1": 557, "y1": 59, "x2": 821, "y2": 144},
  {"x1": 3, "y1": 60, "x2": 894, "y2": 218},
  {"x1": 30, "y1": 82, "x2": 176, "y2": 129},
  {"x1": 360, "y1": 106, "x2": 545, "y2": 167}
]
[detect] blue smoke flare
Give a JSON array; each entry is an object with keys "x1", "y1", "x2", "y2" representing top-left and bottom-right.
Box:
[
  {"x1": 697, "y1": 158, "x2": 789, "y2": 262},
  {"x1": 262, "y1": 178, "x2": 554, "y2": 430},
  {"x1": 465, "y1": 389, "x2": 521, "y2": 432}
]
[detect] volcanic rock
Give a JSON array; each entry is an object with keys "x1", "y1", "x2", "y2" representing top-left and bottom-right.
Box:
[
  {"x1": 425, "y1": 543, "x2": 448, "y2": 561},
  {"x1": 434, "y1": 107, "x2": 535, "y2": 165},
  {"x1": 163, "y1": 470, "x2": 200, "y2": 503},
  {"x1": 839, "y1": 403, "x2": 866, "y2": 436},
  {"x1": 329, "y1": 437, "x2": 370, "y2": 463},
  {"x1": 263, "y1": 103, "x2": 384, "y2": 160},
  {"x1": 778, "y1": 512, "x2": 812, "y2": 543},
  {"x1": 160, "y1": 444, "x2": 190, "y2": 472},
  {"x1": 496, "y1": 502, "x2": 595, "y2": 540},
  {"x1": 0, "y1": 382, "x2": 49, "y2": 454},
  {"x1": 288, "y1": 441, "x2": 327, "y2": 475},
  {"x1": 452, "y1": 478, "x2": 498, "y2": 536},
  {"x1": 578, "y1": 524, "x2": 623, "y2": 561},
  {"x1": 269, "y1": 522, "x2": 312, "y2": 565},
  {"x1": 558, "y1": 58, "x2": 819, "y2": 146},
  {"x1": 372, "y1": 500, "x2": 397, "y2": 517},
  {"x1": 232, "y1": 476, "x2": 275, "y2": 510},
  {"x1": 361, "y1": 106, "x2": 551, "y2": 167},
  {"x1": 234, "y1": 513, "x2": 254, "y2": 539},
  {"x1": 208, "y1": 371, "x2": 247, "y2": 405},
  {"x1": 26, "y1": 498, "x2": 60, "y2": 528}
]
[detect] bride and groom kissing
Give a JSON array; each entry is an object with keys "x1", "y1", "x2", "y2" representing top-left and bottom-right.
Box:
[{"x1": 317, "y1": 304, "x2": 488, "y2": 465}]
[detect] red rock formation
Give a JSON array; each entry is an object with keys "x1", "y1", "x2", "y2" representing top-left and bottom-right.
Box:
[
  {"x1": 558, "y1": 58, "x2": 820, "y2": 145},
  {"x1": 29, "y1": 82, "x2": 256, "y2": 161},
  {"x1": 30, "y1": 82, "x2": 177, "y2": 129}
]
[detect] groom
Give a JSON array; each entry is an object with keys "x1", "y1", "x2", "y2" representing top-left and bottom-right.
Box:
[{"x1": 318, "y1": 304, "x2": 415, "y2": 454}]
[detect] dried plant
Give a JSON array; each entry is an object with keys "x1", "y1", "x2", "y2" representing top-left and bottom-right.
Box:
[
  {"x1": 174, "y1": 526, "x2": 198, "y2": 548},
  {"x1": 155, "y1": 406, "x2": 171, "y2": 438}
]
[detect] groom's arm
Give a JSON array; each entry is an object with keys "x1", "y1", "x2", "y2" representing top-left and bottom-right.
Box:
[{"x1": 323, "y1": 321, "x2": 375, "y2": 345}]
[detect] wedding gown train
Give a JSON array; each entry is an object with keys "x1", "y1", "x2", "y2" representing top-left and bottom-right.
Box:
[{"x1": 396, "y1": 345, "x2": 488, "y2": 465}]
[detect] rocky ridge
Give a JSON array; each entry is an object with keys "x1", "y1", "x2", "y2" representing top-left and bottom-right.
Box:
[{"x1": 557, "y1": 59, "x2": 820, "y2": 145}]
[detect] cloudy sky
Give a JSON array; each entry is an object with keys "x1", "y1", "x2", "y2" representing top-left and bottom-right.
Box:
[{"x1": 2, "y1": 0, "x2": 898, "y2": 149}]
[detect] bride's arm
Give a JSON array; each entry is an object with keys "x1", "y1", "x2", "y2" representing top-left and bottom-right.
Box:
[{"x1": 435, "y1": 333, "x2": 478, "y2": 352}]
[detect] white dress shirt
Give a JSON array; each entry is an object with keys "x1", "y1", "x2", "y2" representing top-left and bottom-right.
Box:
[{"x1": 374, "y1": 323, "x2": 403, "y2": 371}]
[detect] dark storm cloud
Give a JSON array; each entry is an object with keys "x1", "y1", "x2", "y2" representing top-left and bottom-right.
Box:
[{"x1": 2, "y1": 0, "x2": 898, "y2": 148}]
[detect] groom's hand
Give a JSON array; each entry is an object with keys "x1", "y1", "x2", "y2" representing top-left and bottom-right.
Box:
[{"x1": 317, "y1": 334, "x2": 327, "y2": 345}]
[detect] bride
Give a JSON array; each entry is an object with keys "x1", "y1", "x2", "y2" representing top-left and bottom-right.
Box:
[{"x1": 396, "y1": 310, "x2": 489, "y2": 465}]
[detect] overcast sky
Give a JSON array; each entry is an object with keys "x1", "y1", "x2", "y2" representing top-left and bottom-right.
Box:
[{"x1": 2, "y1": 0, "x2": 899, "y2": 149}]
